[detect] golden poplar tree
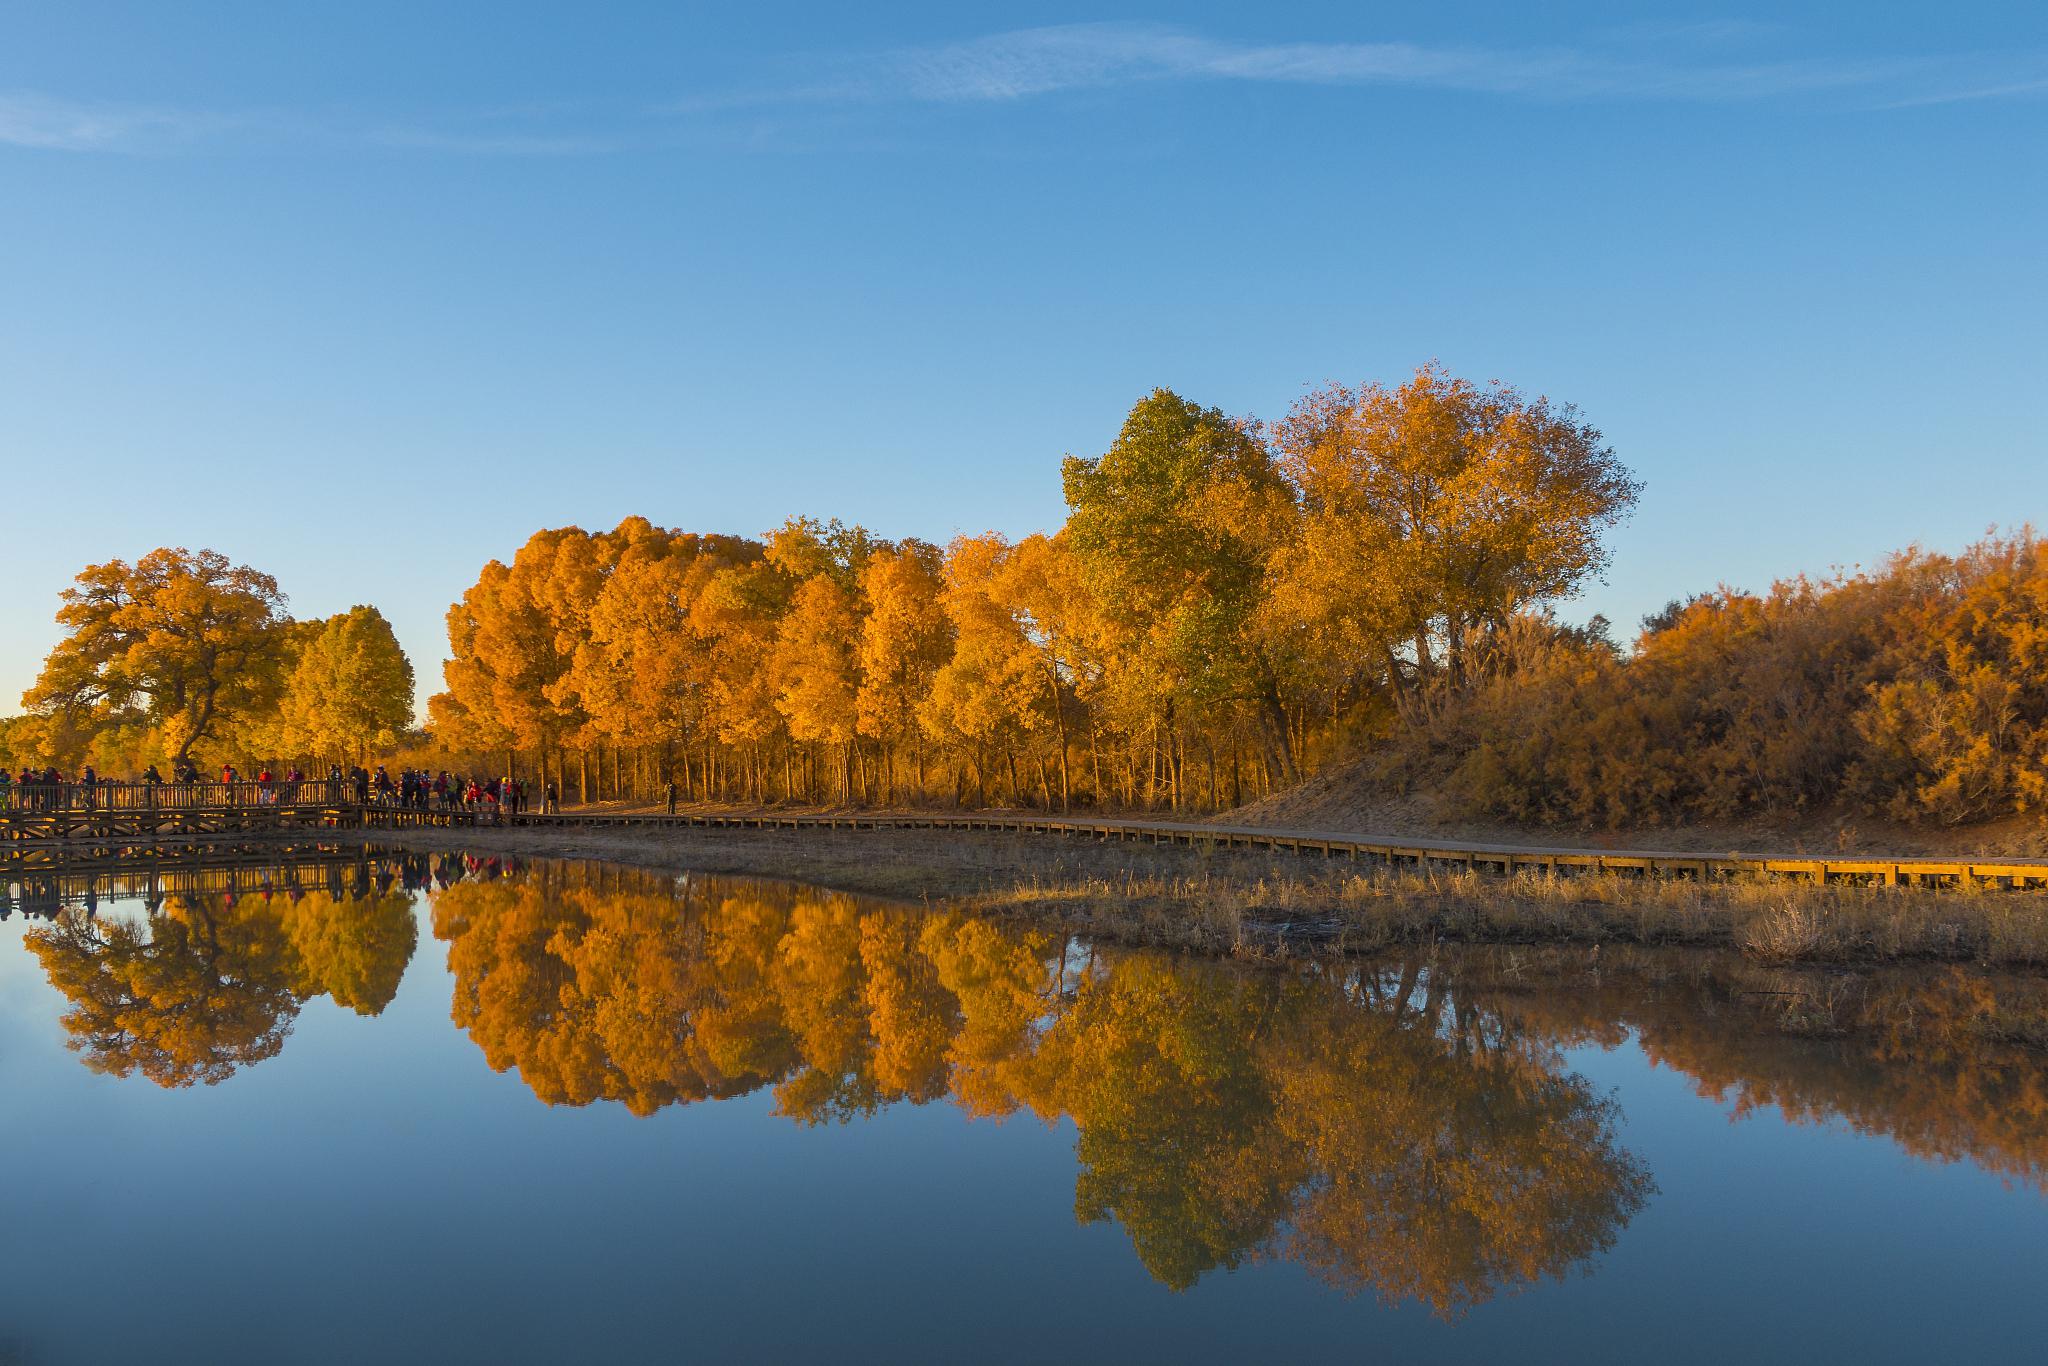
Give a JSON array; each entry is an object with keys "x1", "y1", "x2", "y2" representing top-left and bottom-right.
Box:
[
  {"x1": 24, "y1": 548, "x2": 290, "y2": 765},
  {"x1": 276, "y1": 605, "x2": 415, "y2": 762},
  {"x1": 855, "y1": 541, "x2": 953, "y2": 800},
  {"x1": 1268, "y1": 364, "x2": 1641, "y2": 705}
]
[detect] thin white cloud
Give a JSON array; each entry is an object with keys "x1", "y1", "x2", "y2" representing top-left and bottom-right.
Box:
[
  {"x1": 692, "y1": 21, "x2": 2048, "y2": 112},
  {"x1": 1881, "y1": 76, "x2": 2048, "y2": 108},
  {"x1": 0, "y1": 90, "x2": 613, "y2": 155},
  {"x1": 0, "y1": 92, "x2": 232, "y2": 151},
  {"x1": 7, "y1": 23, "x2": 2043, "y2": 155},
  {"x1": 838, "y1": 23, "x2": 2026, "y2": 105}
]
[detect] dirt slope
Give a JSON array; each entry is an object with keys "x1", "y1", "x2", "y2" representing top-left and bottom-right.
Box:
[{"x1": 1225, "y1": 757, "x2": 2048, "y2": 860}]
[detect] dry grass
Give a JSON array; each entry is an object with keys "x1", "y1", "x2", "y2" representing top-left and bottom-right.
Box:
[
  {"x1": 981, "y1": 862, "x2": 2048, "y2": 965},
  {"x1": 370, "y1": 823, "x2": 2048, "y2": 967}
]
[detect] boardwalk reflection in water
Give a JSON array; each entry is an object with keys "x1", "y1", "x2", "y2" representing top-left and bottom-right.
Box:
[{"x1": 12, "y1": 854, "x2": 2048, "y2": 1324}]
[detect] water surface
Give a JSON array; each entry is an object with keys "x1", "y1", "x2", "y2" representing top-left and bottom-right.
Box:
[{"x1": 2, "y1": 852, "x2": 2044, "y2": 1364}]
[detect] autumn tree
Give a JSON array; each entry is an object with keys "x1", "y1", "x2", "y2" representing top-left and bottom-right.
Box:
[
  {"x1": 1268, "y1": 364, "x2": 1641, "y2": 710},
  {"x1": 997, "y1": 533, "x2": 1097, "y2": 810},
  {"x1": 856, "y1": 541, "x2": 953, "y2": 800},
  {"x1": 22, "y1": 547, "x2": 290, "y2": 765},
  {"x1": 574, "y1": 531, "x2": 758, "y2": 789},
  {"x1": 921, "y1": 534, "x2": 1042, "y2": 804},
  {"x1": 1063, "y1": 390, "x2": 1300, "y2": 794},
  {"x1": 437, "y1": 520, "x2": 676, "y2": 797},
  {"x1": 275, "y1": 605, "x2": 415, "y2": 763},
  {"x1": 690, "y1": 556, "x2": 794, "y2": 800},
  {"x1": 436, "y1": 556, "x2": 556, "y2": 760},
  {"x1": 772, "y1": 575, "x2": 864, "y2": 800}
]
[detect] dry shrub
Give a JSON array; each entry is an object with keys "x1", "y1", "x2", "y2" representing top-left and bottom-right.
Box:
[
  {"x1": 1380, "y1": 531, "x2": 2048, "y2": 833},
  {"x1": 1738, "y1": 902, "x2": 1831, "y2": 961}
]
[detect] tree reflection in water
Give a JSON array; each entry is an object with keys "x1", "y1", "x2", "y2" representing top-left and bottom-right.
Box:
[
  {"x1": 431, "y1": 863, "x2": 1654, "y2": 1313},
  {"x1": 22, "y1": 856, "x2": 2048, "y2": 1316},
  {"x1": 21, "y1": 852, "x2": 462, "y2": 1086}
]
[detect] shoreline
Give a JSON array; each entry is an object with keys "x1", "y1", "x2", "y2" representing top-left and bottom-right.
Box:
[{"x1": 363, "y1": 821, "x2": 2048, "y2": 969}]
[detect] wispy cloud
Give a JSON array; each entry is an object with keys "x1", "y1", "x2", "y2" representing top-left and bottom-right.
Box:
[
  {"x1": 0, "y1": 90, "x2": 614, "y2": 155},
  {"x1": 1881, "y1": 76, "x2": 2048, "y2": 108},
  {"x1": 0, "y1": 92, "x2": 234, "y2": 151},
  {"x1": 682, "y1": 21, "x2": 2048, "y2": 112},
  {"x1": 7, "y1": 23, "x2": 2043, "y2": 155},
  {"x1": 753, "y1": 21, "x2": 2048, "y2": 108}
]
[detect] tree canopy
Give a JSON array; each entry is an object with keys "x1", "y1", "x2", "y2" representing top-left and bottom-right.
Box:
[
  {"x1": 275, "y1": 605, "x2": 415, "y2": 763},
  {"x1": 22, "y1": 548, "x2": 290, "y2": 764}
]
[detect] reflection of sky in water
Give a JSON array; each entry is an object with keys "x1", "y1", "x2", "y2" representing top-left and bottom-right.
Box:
[{"x1": 0, "y1": 865, "x2": 2044, "y2": 1366}]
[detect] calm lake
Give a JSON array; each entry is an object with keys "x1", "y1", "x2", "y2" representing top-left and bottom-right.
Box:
[{"x1": 2, "y1": 851, "x2": 2044, "y2": 1365}]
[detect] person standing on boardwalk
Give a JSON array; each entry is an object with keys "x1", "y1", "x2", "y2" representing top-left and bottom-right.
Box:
[
  {"x1": 666, "y1": 779, "x2": 678, "y2": 815},
  {"x1": 544, "y1": 779, "x2": 559, "y2": 815}
]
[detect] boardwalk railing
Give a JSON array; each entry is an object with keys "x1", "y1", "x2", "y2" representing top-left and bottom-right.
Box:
[{"x1": 0, "y1": 779, "x2": 352, "y2": 812}]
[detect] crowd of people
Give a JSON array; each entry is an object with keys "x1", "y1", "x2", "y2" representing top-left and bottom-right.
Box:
[
  {"x1": 1, "y1": 764, "x2": 115, "y2": 810},
  {"x1": 351, "y1": 765, "x2": 557, "y2": 816},
  {"x1": 0, "y1": 761, "x2": 561, "y2": 815}
]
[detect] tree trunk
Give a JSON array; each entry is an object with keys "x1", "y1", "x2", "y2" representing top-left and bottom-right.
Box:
[
  {"x1": 1259, "y1": 681, "x2": 1297, "y2": 784},
  {"x1": 1088, "y1": 726, "x2": 1104, "y2": 810}
]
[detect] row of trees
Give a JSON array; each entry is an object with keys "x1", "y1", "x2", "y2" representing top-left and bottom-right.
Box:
[
  {"x1": 2, "y1": 548, "x2": 416, "y2": 775},
  {"x1": 429, "y1": 367, "x2": 1638, "y2": 810},
  {"x1": 8, "y1": 370, "x2": 2039, "y2": 832}
]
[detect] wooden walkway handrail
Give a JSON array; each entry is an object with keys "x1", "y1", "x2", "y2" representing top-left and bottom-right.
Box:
[{"x1": 0, "y1": 779, "x2": 353, "y2": 812}]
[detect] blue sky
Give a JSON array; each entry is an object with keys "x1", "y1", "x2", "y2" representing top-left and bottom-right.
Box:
[{"x1": 3, "y1": 3, "x2": 2044, "y2": 716}]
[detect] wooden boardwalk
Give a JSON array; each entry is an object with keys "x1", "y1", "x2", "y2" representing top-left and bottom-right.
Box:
[
  {"x1": 412, "y1": 808, "x2": 2048, "y2": 890},
  {"x1": 0, "y1": 780, "x2": 356, "y2": 851},
  {"x1": 5, "y1": 782, "x2": 2043, "y2": 890}
]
